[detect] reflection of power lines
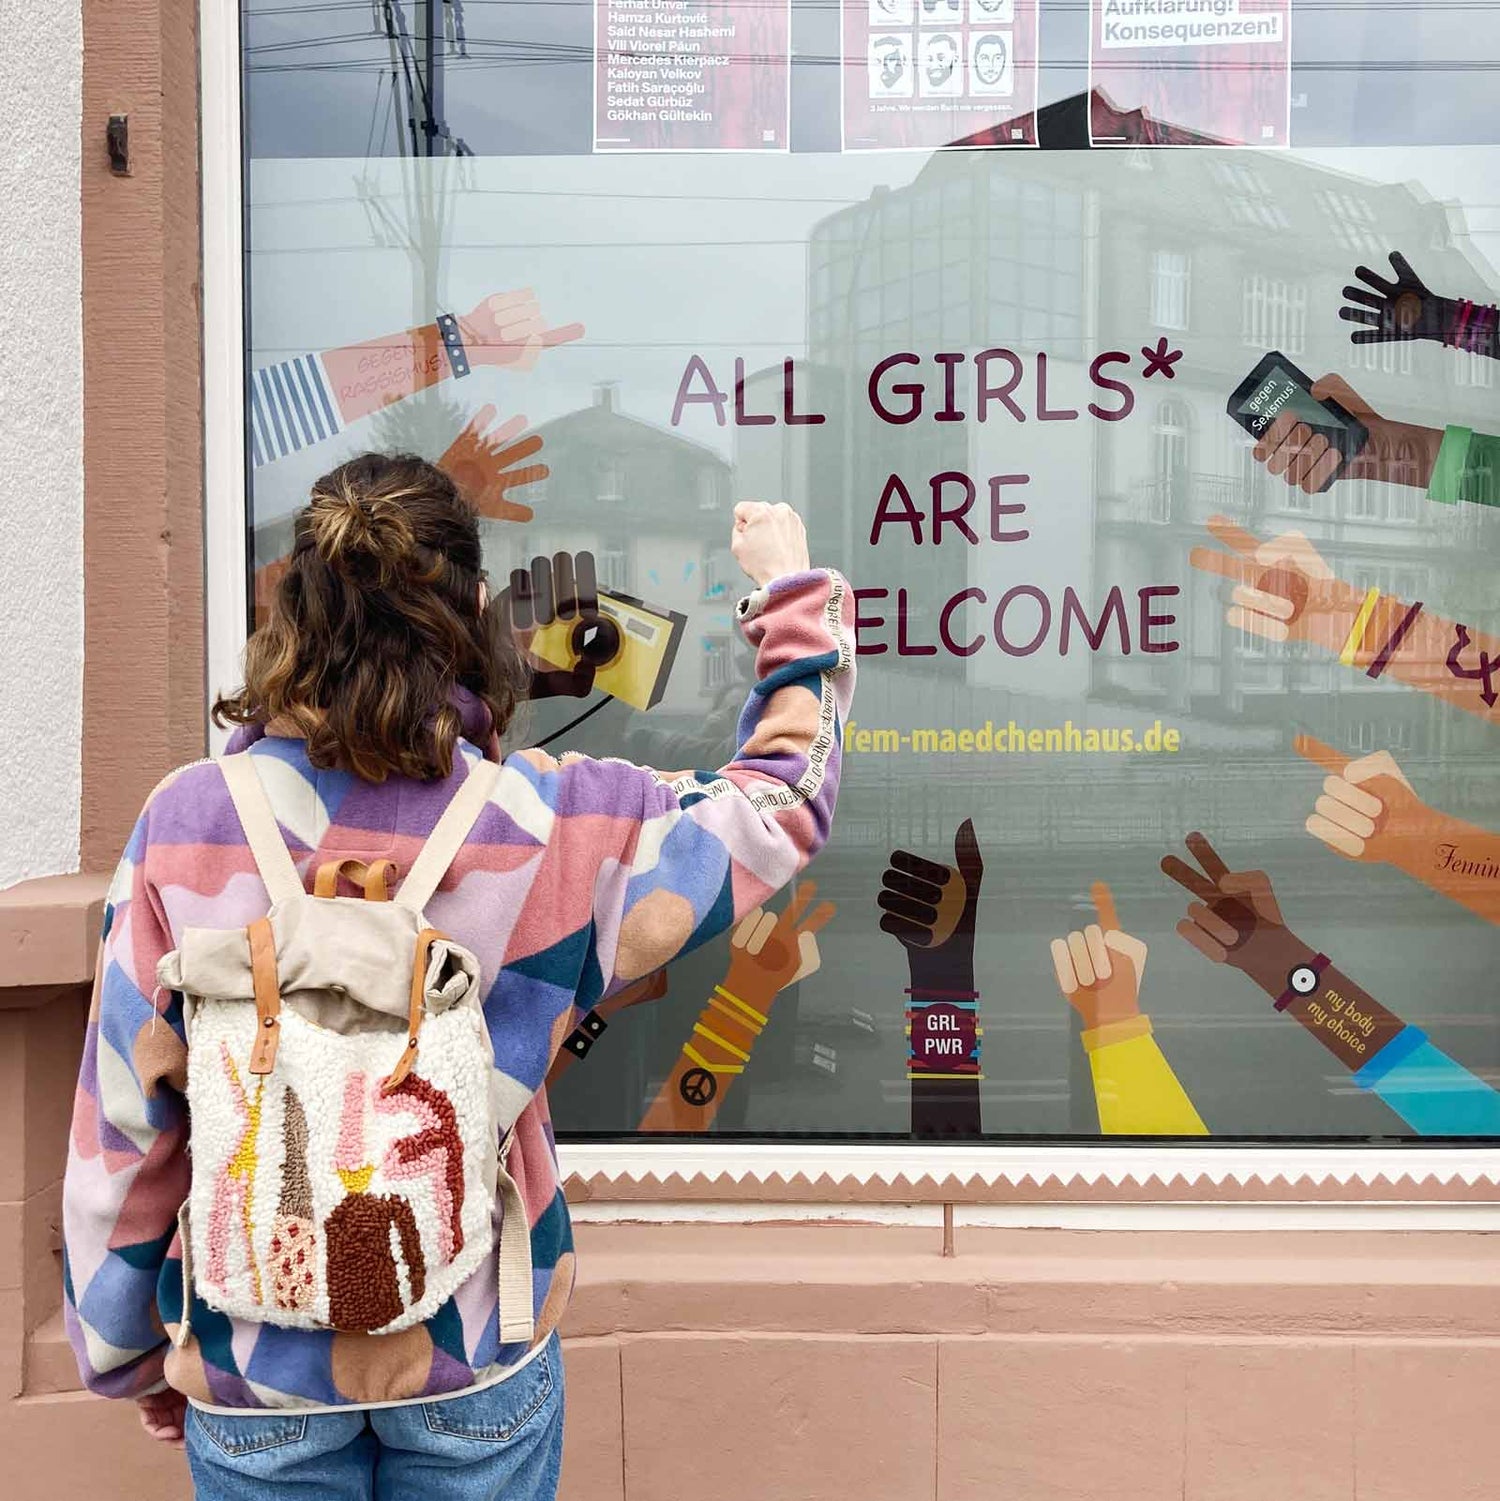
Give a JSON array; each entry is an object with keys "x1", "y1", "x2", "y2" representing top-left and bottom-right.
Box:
[{"x1": 376, "y1": 0, "x2": 472, "y2": 156}]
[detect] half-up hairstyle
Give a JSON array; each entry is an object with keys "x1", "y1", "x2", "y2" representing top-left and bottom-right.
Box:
[{"x1": 214, "y1": 452, "x2": 526, "y2": 782}]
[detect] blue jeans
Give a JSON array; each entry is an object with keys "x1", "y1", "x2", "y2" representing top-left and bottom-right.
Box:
[{"x1": 185, "y1": 1335, "x2": 563, "y2": 1501}]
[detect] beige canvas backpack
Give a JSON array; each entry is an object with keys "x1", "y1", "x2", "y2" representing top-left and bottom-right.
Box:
[{"x1": 158, "y1": 752, "x2": 534, "y2": 1342}]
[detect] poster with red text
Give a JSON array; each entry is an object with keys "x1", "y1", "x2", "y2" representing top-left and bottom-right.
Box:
[
  {"x1": 842, "y1": 0, "x2": 1038, "y2": 152},
  {"x1": 594, "y1": 0, "x2": 790, "y2": 152},
  {"x1": 1088, "y1": 0, "x2": 1291, "y2": 146}
]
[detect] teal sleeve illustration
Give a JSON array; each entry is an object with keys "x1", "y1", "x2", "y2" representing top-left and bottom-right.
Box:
[{"x1": 1353, "y1": 1026, "x2": 1500, "y2": 1136}]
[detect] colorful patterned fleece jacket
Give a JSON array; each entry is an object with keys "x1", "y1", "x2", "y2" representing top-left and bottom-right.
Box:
[{"x1": 63, "y1": 568, "x2": 855, "y2": 1412}]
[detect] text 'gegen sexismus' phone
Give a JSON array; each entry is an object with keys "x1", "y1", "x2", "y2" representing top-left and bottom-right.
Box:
[{"x1": 1227, "y1": 351, "x2": 1369, "y2": 493}]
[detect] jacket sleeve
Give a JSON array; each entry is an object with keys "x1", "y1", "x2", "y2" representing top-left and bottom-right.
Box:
[
  {"x1": 1352, "y1": 1025, "x2": 1500, "y2": 1135},
  {"x1": 1082, "y1": 1017, "x2": 1208, "y2": 1136},
  {"x1": 514, "y1": 568, "x2": 855, "y2": 1005},
  {"x1": 1427, "y1": 425, "x2": 1500, "y2": 509},
  {"x1": 62, "y1": 796, "x2": 191, "y2": 1398}
]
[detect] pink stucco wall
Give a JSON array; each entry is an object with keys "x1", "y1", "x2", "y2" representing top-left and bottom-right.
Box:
[
  {"x1": 4, "y1": 886, "x2": 1498, "y2": 1500},
  {"x1": 10, "y1": 1208, "x2": 1500, "y2": 1498}
]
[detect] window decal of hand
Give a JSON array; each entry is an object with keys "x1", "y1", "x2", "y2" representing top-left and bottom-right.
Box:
[
  {"x1": 721, "y1": 882, "x2": 833, "y2": 1003},
  {"x1": 1296, "y1": 735, "x2": 1500, "y2": 927},
  {"x1": 1341, "y1": 251, "x2": 1442, "y2": 345},
  {"x1": 1049, "y1": 881, "x2": 1145, "y2": 1034},
  {"x1": 1163, "y1": 833, "x2": 1412, "y2": 1075},
  {"x1": 1190, "y1": 516, "x2": 1362, "y2": 655},
  {"x1": 879, "y1": 820, "x2": 985, "y2": 1138},
  {"x1": 458, "y1": 290, "x2": 583, "y2": 373},
  {"x1": 1051, "y1": 881, "x2": 1208, "y2": 1137},
  {"x1": 504, "y1": 550, "x2": 620, "y2": 700},
  {"x1": 1296, "y1": 735, "x2": 1426, "y2": 867},
  {"x1": 1161, "y1": 832, "x2": 1292, "y2": 987},
  {"x1": 437, "y1": 404, "x2": 547, "y2": 524},
  {"x1": 877, "y1": 818, "x2": 983, "y2": 974},
  {"x1": 637, "y1": 882, "x2": 834, "y2": 1133},
  {"x1": 1240, "y1": 368, "x2": 1445, "y2": 498}
]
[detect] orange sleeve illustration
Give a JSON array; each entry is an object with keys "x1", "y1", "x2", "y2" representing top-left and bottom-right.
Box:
[
  {"x1": 1192, "y1": 516, "x2": 1500, "y2": 726},
  {"x1": 1296, "y1": 736, "x2": 1500, "y2": 928}
]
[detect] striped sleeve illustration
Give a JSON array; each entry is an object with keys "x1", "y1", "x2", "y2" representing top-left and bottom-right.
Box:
[{"x1": 247, "y1": 352, "x2": 344, "y2": 468}]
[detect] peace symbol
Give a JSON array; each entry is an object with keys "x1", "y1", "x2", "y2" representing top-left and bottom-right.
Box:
[{"x1": 679, "y1": 1067, "x2": 718, "y2": 1107}]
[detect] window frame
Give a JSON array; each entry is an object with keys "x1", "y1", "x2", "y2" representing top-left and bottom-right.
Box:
[{"x1": 201, "y1": 6, "x2": 1500, "y2": 1202}]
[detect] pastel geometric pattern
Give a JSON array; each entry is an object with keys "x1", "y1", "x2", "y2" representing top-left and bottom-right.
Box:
[{"x1": 62, "y1": 569, "x2": 854, "y2": 1411}]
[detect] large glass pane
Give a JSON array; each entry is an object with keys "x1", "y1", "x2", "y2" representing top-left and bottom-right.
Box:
[{"x1": 242, "y1": 0, "x2": 1500, "y2": 1141}]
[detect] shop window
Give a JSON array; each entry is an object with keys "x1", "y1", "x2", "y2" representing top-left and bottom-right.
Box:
[{"x1": 218, "y1": 0, "x2": 1500, "y2": 1158}]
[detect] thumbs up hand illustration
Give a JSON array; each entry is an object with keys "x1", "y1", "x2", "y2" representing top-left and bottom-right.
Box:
[{"x1": 877, "y1": 818, "x2": 984, "y2": 990}]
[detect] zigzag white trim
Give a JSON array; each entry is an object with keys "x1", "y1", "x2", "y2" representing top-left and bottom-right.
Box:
[{"x1": 558, "y1": 1142, "x2": 1500, "y2": 1190}]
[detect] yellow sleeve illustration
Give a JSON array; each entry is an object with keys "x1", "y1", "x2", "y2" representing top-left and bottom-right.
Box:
[{"x1": 1081, "y1": 1015, "x2": 1208, "y2": 1136}]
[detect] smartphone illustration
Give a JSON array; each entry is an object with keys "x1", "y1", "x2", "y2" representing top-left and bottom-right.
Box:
[{"x1": 1226, "y1": 352, "x2": 1370, "y2": 493}]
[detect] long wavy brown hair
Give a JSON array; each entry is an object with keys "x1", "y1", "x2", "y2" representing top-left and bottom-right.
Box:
[{"x1": 214, "y1": 453, "x2": 526, "y2": 782}]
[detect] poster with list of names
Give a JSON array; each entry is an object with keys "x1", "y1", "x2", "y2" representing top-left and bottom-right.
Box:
[{"x1": 594, "y1": 0, "x2": 791, "y2": 151}]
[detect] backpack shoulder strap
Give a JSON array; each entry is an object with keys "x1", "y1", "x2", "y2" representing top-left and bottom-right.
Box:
[
  {"x1": 396, "y1": 757, "x2": 503, "y2": 913},
  {"x1": 219, "y1": 752, "x2": 306, "y2": 906}
]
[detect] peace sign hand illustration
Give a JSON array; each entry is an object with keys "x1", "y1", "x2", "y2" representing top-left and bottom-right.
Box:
[
  {"x1": 438, "y1": 405, "x2": 548, "y2": 524},
  {"x1": 1191, "y1": 516, "x2": 1365, "y2": 656},
  {"x1": 1161, "y1": 833, "x2": 1301, "y2": 997},
  {"x1": 1050, "y1": 881, "x2": 1146, "y2": 1032},
  {"x1": 722, "y1": 880, "x2": 835, "y2": 1008}
]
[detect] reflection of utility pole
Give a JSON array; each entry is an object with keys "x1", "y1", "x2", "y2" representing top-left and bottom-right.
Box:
[{"x1": 361, "y1": 3, "x2": 473, "y2": 403}]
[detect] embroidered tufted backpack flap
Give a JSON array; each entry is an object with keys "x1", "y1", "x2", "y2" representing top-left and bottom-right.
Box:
[{"x1": 158, "y1": 753, "x2": 533, "y2": 1342}]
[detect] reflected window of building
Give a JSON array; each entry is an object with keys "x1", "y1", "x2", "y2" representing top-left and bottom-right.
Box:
[
  {"x1": 701, "y1": 634, "x2": 733, "y2": 692},
  {"x1": 1350, "y1": 337, "x2": 1414, "y2": 377},
  {"x1": 1389, "y1": 441, "x2": 1421, "y2": 521},
  {"x1": 1317, "y1": 189, "x2": 1385, "y2": 258},
  {"x1": 596, "y1": 461, "x2": 623, "y2": 505},
  {"x1": 702, "y1": 548, "x2": 733, "y2": 600},
  {"x1": 597, "y1": 546, "x2": 630, "y2": 593},
  {"x1": 1212, "y1": 161, "x2": 1291, "y2": 231},
  {"x1": 1151, "y1": 400, "x2": 1190, "y2": 523},
  {"x1": 1151, "y1": 250, "x2": 1190, "y2": 331},
  {"x1": 1347, "y1": 471, "x2": 1386, "y2": 521},
  {"x1": 1242, "y1": 274, "x2": 1307, "y2": 355},
  {"x1": 1455, "y1": 350, "x2": 1495, "y2": 388}
]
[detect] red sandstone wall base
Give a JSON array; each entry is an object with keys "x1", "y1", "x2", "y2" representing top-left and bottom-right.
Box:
[{"x1": 6, "y1": 1220, "x2": 1500, "y2": 1499}]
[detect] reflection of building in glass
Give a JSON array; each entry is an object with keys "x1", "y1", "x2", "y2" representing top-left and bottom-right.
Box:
[{"x1": 746, "y1": 124, "x2": 1500, "y2": 879}]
